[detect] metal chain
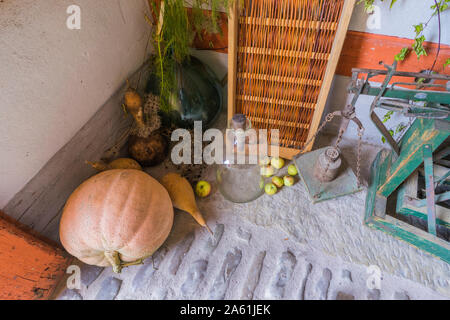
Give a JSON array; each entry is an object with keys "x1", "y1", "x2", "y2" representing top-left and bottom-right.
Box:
[
  {"x1": 299, "y1": 112, "x2": 336, "y2": 154},
  {"x1": 356, "y1": 127, "x2": 365, "y2": 188},
  {"x1": 334, "y1": 133, "x2": 344, "y2": 150},
  {"x1": 314, "y1": 115, "x2": 344, "y2": 199},
  {"x1": 298, "y1": 111, "x2": 365, "y2": 197}
]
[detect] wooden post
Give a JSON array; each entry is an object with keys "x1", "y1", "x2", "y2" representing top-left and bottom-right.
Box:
[
  {"x1": 0, "y1": 211, "x2": 71, "y2": 300},
  {"x1": 305, "y1": 0, "x2": 357, "y2": 152}
]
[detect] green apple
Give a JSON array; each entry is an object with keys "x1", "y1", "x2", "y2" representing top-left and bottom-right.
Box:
[
  {"x1": 260, "y1": 165, "x2": 275, "y2": 177},
  {"x1": 271, "y1": 157, "x2": 285, "y2": 169},
  {"x1": 195, "y1": 180, "x2": 211, "y2": 198},
  {"x1": 259, "y1": 156, "x2": 271, "y2": 166},
  {"x1": 265, "y1": 183, "x2": 278, "y2": 195},
  {"x1": 287, "y1": 164, "x2": 298, "y2": 176},
  {"x1": 259, "y1": 179, "x2": 265, "y2": 189},
  {"x1": 283, "y1": 175, "x2": 295, "y2": 187},
  {"x1": 272, "y1": 176, "x2": 284, "y2": 188}
]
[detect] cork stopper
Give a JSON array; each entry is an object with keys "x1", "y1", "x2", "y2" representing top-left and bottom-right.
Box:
[{"x1": 231, "y1": 114, "x2": 246, "y2": 130}]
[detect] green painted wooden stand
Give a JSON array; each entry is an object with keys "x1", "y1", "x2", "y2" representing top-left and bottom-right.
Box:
[
  {"x1": 396, "y1": 164, "x2": 450, "y2": 229},
  {"x1": 352, "y1": 61, "x2": 450, "y2": 263},
  {"x1": 365, "y1": 118, "x2": 450, "y2": 263}
]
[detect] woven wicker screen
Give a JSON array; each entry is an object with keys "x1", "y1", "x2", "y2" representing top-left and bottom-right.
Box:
[{"x1": 228, "y1": 0, "x2": 356, "y2": 158}]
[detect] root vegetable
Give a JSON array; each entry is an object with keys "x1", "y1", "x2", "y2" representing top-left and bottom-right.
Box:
[
  {"x1": 129, "y1": 131, "x2": 169, "y2": 167},
  {"x1": 86, "y1": 158, "x2": 142, "y2": 172},
  {"x1": 124, "y1": 87, "x2": 144, "y2": 128},
  {"x1": 161, "y1": 173, "x2": 212, "y2": 234}
]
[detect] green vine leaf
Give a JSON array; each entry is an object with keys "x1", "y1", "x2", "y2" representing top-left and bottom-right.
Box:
[
  {"x1": 395, "y1": 47, "x2": 409, "y2": 61},
  {"x1": 417, "y1": 77, "x2": 426, "y2": 84},
  {"x1": 431, "y1": 0, "x2": 450, "y2": 13},
  {"x1": 412, "y1": 35, "x2": 428, "y2": 59},
  {"x1": 358, "y1": 0, "x2": 398, "y2": 11},
  {"x1": 381, "y1": 130, "x2": 394, "y2": 143},
  {"x1": 444, "y1": 58, "x2": 450, "y2": 68},
  {"x1": 395, "y1": 124, "x2": 407, "y2": 135},
  {"x1": 382, "y1": 111, "x2": 394, "y2": 123},
  {"x1": 414, "y1": 23, "x2": 424, "y2": 36},
  {"x1": 358, "y1": 0, "x2": 375, "y2": 13}
]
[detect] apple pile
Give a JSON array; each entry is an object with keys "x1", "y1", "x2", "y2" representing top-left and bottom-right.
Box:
[{"x1": 260, "y1": 157, "x2": 298, "y2": 196}]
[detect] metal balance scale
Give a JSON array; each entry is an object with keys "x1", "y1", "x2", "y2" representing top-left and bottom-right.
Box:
[
  {"x1": 351, "y1": 61, "x2": 450, "y2": 263},
  {"x1": 293, "y1": 104, "x2": 365, "y2": 203}
]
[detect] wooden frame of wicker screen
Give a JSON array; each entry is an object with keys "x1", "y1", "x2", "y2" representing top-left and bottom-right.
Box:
[{"x1": 228, "y1": 0, "x2": 356, "y2": 159}]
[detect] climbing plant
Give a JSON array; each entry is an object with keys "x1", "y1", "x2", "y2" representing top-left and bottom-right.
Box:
[
  {"x1": 358, "y1": 0, "x2": 449, "y2": 70},
  {"x1": 358, "y1": 0, "x2": 449, "y2": 142}
]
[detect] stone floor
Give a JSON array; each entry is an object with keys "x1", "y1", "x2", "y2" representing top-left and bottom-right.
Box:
[{"x1": 57, "y1": 135, "x2": 450, "y2": 300}]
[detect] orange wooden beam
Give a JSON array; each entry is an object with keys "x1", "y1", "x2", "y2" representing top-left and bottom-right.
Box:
[
  {"x1": 0, "y1": 211, "x2": 72, "y2": 300},
  {"x1": 337, "y1": 31, "x2": 450, "y2": 80}
]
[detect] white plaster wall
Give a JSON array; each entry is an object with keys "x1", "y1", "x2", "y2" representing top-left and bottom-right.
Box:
[
  {"x1": 350, "y1": 0, "x2": 450, "y2": 45},
  {"x1": 0, "y1": 0, "x2": 152, "y2": 207}
]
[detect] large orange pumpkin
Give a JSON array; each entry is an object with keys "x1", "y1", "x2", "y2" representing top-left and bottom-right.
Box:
[{"x1": 59, "y1": 169, "x2": 173, "y2": 273}]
